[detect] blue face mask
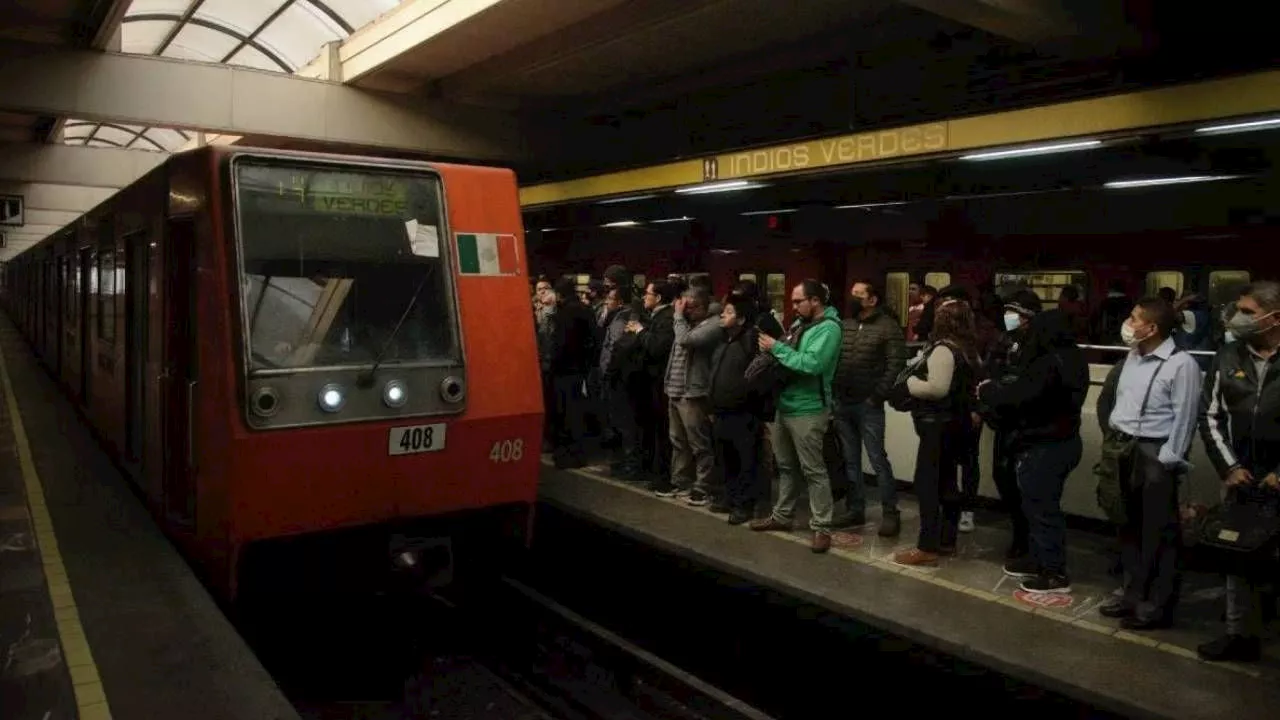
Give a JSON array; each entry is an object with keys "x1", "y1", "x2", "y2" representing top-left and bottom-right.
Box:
[{"x1": 1003, "y1": 313, "x2": 1022, "y2": 332}]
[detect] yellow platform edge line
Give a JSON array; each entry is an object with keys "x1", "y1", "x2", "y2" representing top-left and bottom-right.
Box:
[
  {"x1": 543, "y1": 459, "x2": 1261, "y2": 674},
  {"x1": 520, "y1": 68, "x2": 1280, "y2": 207},
  {"x1": 0, "y1": 341, "x2": 114, "y2": 719}
]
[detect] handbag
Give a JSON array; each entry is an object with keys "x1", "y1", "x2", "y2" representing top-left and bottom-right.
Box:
[{"x1": 1191, "y1": 485, "x2": 1280, "y2": 578}]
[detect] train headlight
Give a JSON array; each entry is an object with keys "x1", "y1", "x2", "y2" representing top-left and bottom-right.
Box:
[
  {"x1": 440, "y1": 376, "x2": 465, "y2": 404},
  {"x1": 383, "y1": 380, "x2": 408, "y2": 408},
  {"x1": 318, "y1": 383, "x2": 346, "y2": 413},
  {"x1": 250, "y1": 386, "x2": 281, "y2": 418}
]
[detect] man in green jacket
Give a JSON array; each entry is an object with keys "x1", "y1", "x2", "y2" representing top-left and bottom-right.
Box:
[{"x1": 749, "y1": 280, "x2": 843, "y2": 552}]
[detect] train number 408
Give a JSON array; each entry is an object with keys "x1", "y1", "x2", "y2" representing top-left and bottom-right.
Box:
[{"x1": 489, "y1": 439, "x2": 524, "y2": 463}]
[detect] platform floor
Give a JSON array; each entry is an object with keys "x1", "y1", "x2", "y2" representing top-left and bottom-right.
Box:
[
  {"x1": 539, "y1": 456, "x2": 1280, "y2": 720},
  {"x1": 0, "y1": 320, "x2": 299, "y2": 720}
]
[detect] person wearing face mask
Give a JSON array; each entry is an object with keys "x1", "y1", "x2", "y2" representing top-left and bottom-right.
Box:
[
  {"x1": 1096, "y1": 297, "x2": 1202, "y2": 629},
  {"x1": 1196, "y1": 281, "x2": 1280, "y2": 662},
  {"x1": 977, "y1": 290, "x2": 1042, "y2": 561}
]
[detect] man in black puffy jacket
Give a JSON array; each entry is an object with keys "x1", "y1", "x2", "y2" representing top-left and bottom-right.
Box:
[
  {"x1": 831, "y1": 280, "x2": 907, "y2": 537},
  {"x1": 1197, "y1": 280, "x2": 1280, "y2": 663},
  {"x1": 977, "y1": 309, "x2": 1089, "y2": 595}
]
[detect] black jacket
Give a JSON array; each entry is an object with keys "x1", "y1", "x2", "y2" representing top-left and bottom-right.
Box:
[
  {"x1": 979, "y1": 310, "x2": 1088, "y2": 446},
  {"x1": 832, "y1": 308, "x2": 907, "y2": 405},
  {"x1": 550, "y1": 299, "x2": 597, "y2": 376},
  {"x1": 709, "y1": 326, "x2": 760, "y2": 414},
  {"x1": 1198, "y1": 342, "x2": 1280, "y2": 478},
  {"x1": 614, "y1": 304, "x2": 675, "y2": 381}
]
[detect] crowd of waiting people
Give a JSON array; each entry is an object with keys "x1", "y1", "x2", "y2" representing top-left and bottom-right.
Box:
[{"x1": 532, "y1": 268, "x2": 1280, "y2": 664}]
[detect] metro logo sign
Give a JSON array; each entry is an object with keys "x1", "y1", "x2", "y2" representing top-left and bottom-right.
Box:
[{"x1": 0, "y1": 195, "x2": 23, "y2": 227}]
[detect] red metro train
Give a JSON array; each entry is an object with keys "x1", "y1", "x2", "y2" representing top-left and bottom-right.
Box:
[{"x1": 2, "y1": 147, "x2": 542, "y2": 605}]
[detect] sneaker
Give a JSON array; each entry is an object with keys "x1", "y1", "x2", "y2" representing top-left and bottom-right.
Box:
[
  {"x1": 652, "y1": 484, "x2": 678, "y2": 497},
  {"x1": 1003, "y1": 556, "x2": 1039, "y2": 578},
  {"x1": 1020, "y1": 573, "x2": 1071, "y2": 594},
  {"x1": 1197, "y1": 634, "x2": 1261, "y2": 663},
  {"x1": 958, "y1": 511, "x2": 975, "y2": 533},
  {"x1": 727, "y1": 509, "x2": 751, "y2": 525},
  {"x1": 686, "y1": 490, "x2": 709, "y2": 506}
]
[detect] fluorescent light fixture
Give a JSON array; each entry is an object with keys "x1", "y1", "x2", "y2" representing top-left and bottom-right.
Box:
[
  {"x1": 597, "y1": 193, "x2": 657, "y2": 204},
  {"x1": 1104, "y1": 175, "x2": 1237, "y2": 189},
  {"x1": 834, "y1": 200, "x2": 910, "y2": 210},
  {"x1": 601, "y1": 220, "x2": 639, "y2": 227},
  {"x1": 1195, "y1": 117, "x2": 1280, "y2": 135},
  {"x1": 740, "y1": 208, "x2": 798, "y2": 216},
  {"x1": 960, "y1": 139, "x2": 1101, "y2": 161},
  {"x1": 650, "y1": 216, "x2": 693, "y2": 223},
  {"x1": 674, "y1": 180, "x2": 764, "y2": 195}
]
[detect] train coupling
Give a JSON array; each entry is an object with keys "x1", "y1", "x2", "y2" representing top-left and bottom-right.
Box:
[{"x1": 388, "y1": 535, "x2": 453, "y2": 589}]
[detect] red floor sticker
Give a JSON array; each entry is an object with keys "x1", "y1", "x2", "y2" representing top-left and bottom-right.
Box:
[
  {"x1": 1013, "y1": 590, "x2": 1074, "y2": 609},
  {"x1": 831, "y1": 531, "x2": 863, "y2": 548}
]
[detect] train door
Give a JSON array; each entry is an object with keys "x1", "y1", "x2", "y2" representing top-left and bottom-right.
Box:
[
  {"x1": 162, "y1": 216, "x2": 197, "y2": 531},
  {"x1": 124, "y1": 230, "x2": 148, "y2": 468},
  {"x1": 78, "y1": 247, "x2": 91, "y2": 403},
  {"x1": 53, "y1": 255, "x2": 66, "y2": 377}
]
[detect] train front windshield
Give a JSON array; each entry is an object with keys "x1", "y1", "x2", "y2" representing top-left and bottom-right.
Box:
[{"x1": 233, "y1": 160, "x2": 460, "y2": 373}]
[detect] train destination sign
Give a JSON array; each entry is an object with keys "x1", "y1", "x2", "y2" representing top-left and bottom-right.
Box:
[
  {"x1": 239, "y1": 165, "x2": 417, "y2": 218},
  {"x1": 704, "y1": 122, "x2": 949, "y2": 181}
]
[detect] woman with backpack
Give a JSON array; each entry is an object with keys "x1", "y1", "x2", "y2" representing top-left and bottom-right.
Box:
[{"x1": 891, "y1": 300, "x2": 982, "y2": 567}]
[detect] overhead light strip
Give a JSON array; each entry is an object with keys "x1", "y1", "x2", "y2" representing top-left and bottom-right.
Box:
[
  {"x1": 834, "y1": 200, "x2": 911, "y2": 210},
  {"x1": 1103, "y1": 175, "x2": 1238, "y2": 189},
  {"x1": 959, "y1": 139, "x2": 1102, "y2": 161},
  {"x1": 1195, "y1": 117, "x2": 1280, "y2": 135},
  {"x1": 650, "y1": 216, "x2": 694, "y2": 223},
  {"x1": 740, "y1": 208, "x2": 798, "y2": 216},
  {"x1": 601, "y1": 220, "x2": 639, "y2": 227},
  {"x1": 597, "y1": 193, "x2": 658, "y2": 204},
  {"x1": 674, "y1": 180, "x2": 765, "y2": 195}
]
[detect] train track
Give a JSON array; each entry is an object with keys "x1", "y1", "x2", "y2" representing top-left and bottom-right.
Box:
[{"x1": 438, "y1": 576, "x2": 774, "y2": 720}]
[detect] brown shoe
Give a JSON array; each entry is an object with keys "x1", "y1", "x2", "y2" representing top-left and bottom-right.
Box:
[
  {"x1": 892, "y1": 548, "x2": 939, "y2": 567},
  {"x1": 748, "y1": 517, "x2": 792, "y2": 532},
  {"x1": 811, "y1": 532, "x2": 831, "y2": 553}
]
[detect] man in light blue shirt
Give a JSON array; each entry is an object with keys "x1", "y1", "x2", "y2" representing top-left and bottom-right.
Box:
[{"x1": 1096, "y1": 296, "x2": 1202, "y2": 630}]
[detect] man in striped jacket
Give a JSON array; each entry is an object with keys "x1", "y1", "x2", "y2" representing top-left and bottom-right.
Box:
[{"x1": 1197, "y1": 280, "x2": 1280, "y2": 663}]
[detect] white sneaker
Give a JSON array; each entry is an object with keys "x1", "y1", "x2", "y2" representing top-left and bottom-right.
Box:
[{"x1": 958, "y1": 511, "x2": 975, "y2": 533}]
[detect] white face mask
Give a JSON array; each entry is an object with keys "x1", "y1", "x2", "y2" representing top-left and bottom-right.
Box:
[
  {"x1": 1003, "y1": 313, "x2": 1021, "y2": 332},
  {"x1": 1120, "y1": 321, "x2": 1149, "y2": 347}
]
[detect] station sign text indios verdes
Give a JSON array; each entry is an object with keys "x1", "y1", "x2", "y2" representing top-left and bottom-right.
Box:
[{"x1": 705, "y1": 122, "x2": 949, "y2": 181}]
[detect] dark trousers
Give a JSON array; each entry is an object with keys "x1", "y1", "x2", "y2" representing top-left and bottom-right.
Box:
[
  {"x1": 714, "y1": 411, "x2": 763, "y2": 513},
  {"x1": 604, "y1": 375, "x2": 639, "y2": 473},
  {"x1": 958, "y1": 418, "x2": 981, "y2": 509},
  {"x1": 1119, "y1": 439, "x2": 1182, "y2": 619},
  {"x1": 631, "y1": 376, "x2": 671, "y2": 482},
  {"x1": 549, "y1": 373, "x2": 587, "y2": 463},
  {"x1": 1016, "y1": 436, "x2": 1082, "y2": 576},
  {"x1": 913, "y1": 418, "x2": 961, "y2": 553},
  {"x1": 993, "y1": 429, "x2": 1029, "y2": 554}
]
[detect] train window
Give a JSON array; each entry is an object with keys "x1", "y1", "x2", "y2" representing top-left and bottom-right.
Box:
[
  {"x1": 1208, "y1": 270, "x2": 1251, "y2": 307},
  {"x1": 738, "y1": 273, "x2": 757, "y2": 283},
  {"x1": 98, "y1": 248, "x2": 116, "y2": 343},
  {"x1": 994, "y1": 270, "x2": 1087, "y2": 310},
  {"x1": 1145, "y1": 271, "x2": 1184, "y2": 299},
  {"x1": 761, "y1": 273, "x2": 785, "y2": 318},
  {"x1": 232, "y1": 159, "x2": 460, "y2": 372},
  {"x1": 885, "y1": 272, "x2": 910, "y2": 327},
  {"x1": 924, "y1": 272, "x2": 951, "y2": 291},
  {"x1": 633, "y1": 274, "x2": 646, "y2": 293}
]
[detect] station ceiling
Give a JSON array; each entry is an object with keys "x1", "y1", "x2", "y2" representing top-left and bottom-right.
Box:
[{"x1": 0, "y1": 0, "x2": 1276, "y2": 261}]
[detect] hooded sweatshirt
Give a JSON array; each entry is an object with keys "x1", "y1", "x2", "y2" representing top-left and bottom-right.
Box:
[
  {"x1": 977, "y1": 309, "x2": 1088, "y2": 446},
  {"x1": 769, "y1": 305, "x2": 842, "y2": 417}
]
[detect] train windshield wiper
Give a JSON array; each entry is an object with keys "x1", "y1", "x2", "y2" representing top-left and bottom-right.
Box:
[{"x1": 357, "y1": 270, "x2": 432, "y2": 388}]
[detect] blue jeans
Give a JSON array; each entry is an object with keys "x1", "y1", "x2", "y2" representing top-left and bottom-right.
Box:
[
  {"x1": 833, "y1": 400, "x2": 897, "y2": 516},
  {"x1": 1016, "y1": 436, "x2": 1083, "y2": 576}
]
